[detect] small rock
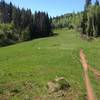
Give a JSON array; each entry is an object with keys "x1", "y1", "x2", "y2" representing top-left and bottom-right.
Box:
[
  {"x1": 47, "y1": 77, "x2": 70, "y2": 93},
  {"x1": 55, "y1": 77, "x2": 70, "y2": 90},
  {"x1": 47, "y1": 81, "x2": 59, "y2": 93}
]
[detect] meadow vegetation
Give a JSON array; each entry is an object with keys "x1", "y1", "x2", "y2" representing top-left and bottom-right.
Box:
[
  {"x1": 0, "y1": 29, "x2": 100, "y2": 99},
  {"x1": 0, "y1": 0, "x2": 100, "y2": 100}
]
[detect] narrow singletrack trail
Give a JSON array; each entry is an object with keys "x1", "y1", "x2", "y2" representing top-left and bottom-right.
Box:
[
  {"x1": 80, "y1": 49, "x2": 96, "y2": 100},
  {"x1": 89, "y1": 65, "x2": 100, "y2": 78}
]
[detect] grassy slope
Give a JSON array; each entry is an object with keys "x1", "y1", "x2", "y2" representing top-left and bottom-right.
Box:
[{"x1": 0, "y1": 29, "x2": 100, "y2": 100}]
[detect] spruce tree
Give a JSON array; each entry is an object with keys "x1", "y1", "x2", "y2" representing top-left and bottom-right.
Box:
[
  {"x1": 85, "y1": 0, "x2": 92, "y2": 10},
  {"x1": 95, "y1": 0, "x2": 99, "y2": 6}
]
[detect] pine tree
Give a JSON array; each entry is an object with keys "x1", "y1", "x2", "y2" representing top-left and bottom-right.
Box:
[
  {"x1": 12, "y1": 7, "x2": 21, "y2": 28},
  {"x1": 33, "y1": 11, "x2": 52, "y2": 38},
  {"x1": 95, "y1": 0, "x2": 99, "y2": 6},
  {"x1": 7, "y1": 2, "x2": 13, "y2": 23},
  {"x1": 81, "y1": 12, "x2": 87, "y2": 34},
  {"x1": 81, "y1": 0, "x2": 92, "y2": 35},
  {"x1": 85, "y1": 0, "x2": 92, "y2": 10},
  {"x1": 0, "y1": 0, "x2": 6, "y2": 23}
]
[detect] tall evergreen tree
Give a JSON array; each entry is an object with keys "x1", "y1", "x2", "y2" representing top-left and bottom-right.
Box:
[
  {"x1": 85, "y1": 0, "x2": 92, "y2": 10},
  {"x1": 34, "y1": 11, "x2": 52, "y2": 38},
  {"x1": 0, "y1": 0, "x2": 6, "y2": 23},
  {"x1": 7, "y1": 2, "x2": 13, "y2": 23},
  {"x1": 81, "y1": 12, "x2": 87, "y2": 34},
  {"x1": 95, "y1": 0, "x2": 99, "y2": 6},
  {"x1": 81, "y1": 0, "x2": 92, "y2": 35},
  {"x1": 12, "y1": 7, "x2": 21, "y2": 28}
]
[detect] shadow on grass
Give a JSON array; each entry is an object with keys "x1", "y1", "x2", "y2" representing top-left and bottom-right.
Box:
[{"x1": 0, "y1": 32, "x2": 59, "y2": 48}]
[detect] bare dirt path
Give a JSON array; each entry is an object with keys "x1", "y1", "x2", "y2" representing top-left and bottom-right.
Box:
[
  {"x1": 89, "y1": 65, "x2": 100, "y2": 78},
  {"x1": 80, "y1": 49, "x2": 96, "y2": 100}
]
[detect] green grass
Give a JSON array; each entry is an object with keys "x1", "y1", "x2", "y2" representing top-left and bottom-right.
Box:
[{"x1": 0, "y1": 29, "x2": 100, "y2": 100}]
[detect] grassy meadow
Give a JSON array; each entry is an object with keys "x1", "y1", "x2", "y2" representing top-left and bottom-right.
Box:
[{"x1": 0, "y1": 29, "x2": 100, "y2": 100}]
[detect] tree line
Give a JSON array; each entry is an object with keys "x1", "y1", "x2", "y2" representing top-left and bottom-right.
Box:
[
  {"x1": 0, "y1": 0, "x2": 52, "y2": 46},
  {"x1": 81, "y1": 0, "x2": 100, "y2": 37},
  {"x1": 52, "y1": 0, "x2": 100, "y2": 38},
  {"x1": 52, "y1": 12, "x2": 82, "y2": 31}
]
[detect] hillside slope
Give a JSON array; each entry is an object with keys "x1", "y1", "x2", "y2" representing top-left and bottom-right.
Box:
[{"x1": 0, "y1": 29, "x2": 100, "y2": 100}]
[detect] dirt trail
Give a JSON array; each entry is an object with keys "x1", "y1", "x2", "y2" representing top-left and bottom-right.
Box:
[
  {"x1": 80, "y1": 49, "x2": 96, "y2": 100},
  {"x1": 89, "y1": 65, "x2": 100, "y2": 78}
]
